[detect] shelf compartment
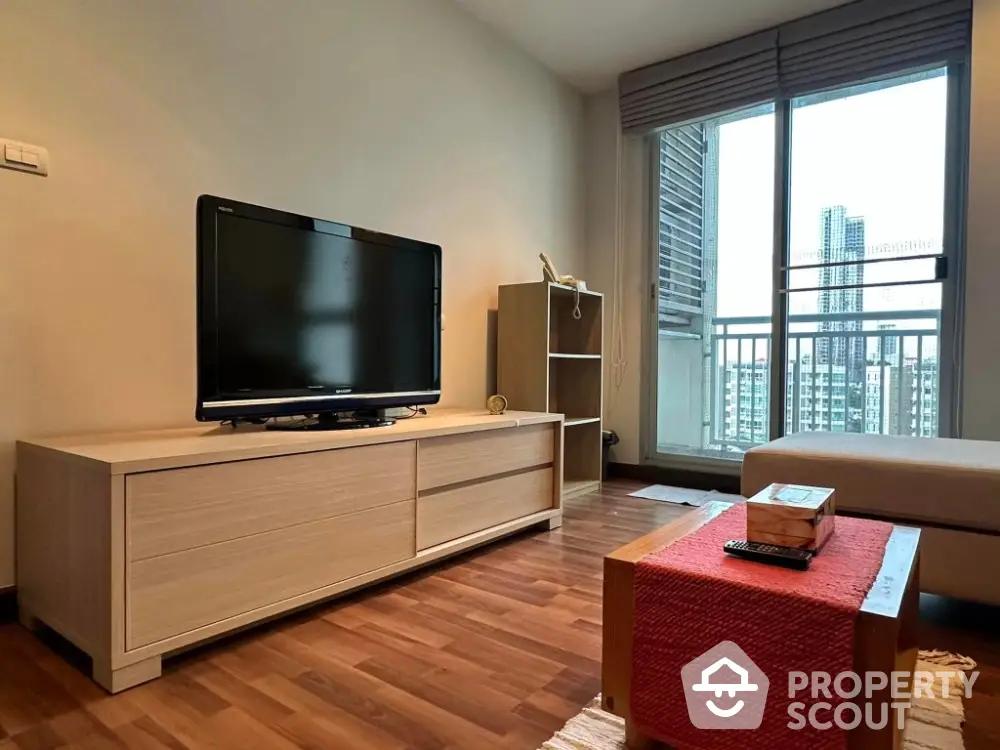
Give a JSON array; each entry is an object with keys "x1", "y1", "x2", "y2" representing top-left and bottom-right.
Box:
[
  {"x1": 497, "y1": 281, "x2": 605, "y2": 500},
  {"x1": 562, "y1": 421, "x2": 602, "y2": 499},
  {"x1": 548, "y1": 357, "x2": 602, "y2": 420},
  {"x1": 549, "y1": 289, "x2": 602, "y2": 356}
]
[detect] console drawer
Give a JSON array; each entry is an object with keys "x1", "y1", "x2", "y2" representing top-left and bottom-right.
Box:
[
  {"x1": 417, "y1": 468, "x2": 553, "y2": 550},
  {"x1": 128, "y1": 500, "x2": 415, "y2": 649},
  {"x1": 417, "y1": 424, "x2": 553, "y2": 491},
  {"x1": 127, "y1": 441, "x2": 415, "y2": 560}
]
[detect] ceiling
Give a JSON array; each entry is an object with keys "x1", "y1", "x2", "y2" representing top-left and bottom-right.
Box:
[{"x1": 455, "y1": 0, "x2": 852, "y2": 93}]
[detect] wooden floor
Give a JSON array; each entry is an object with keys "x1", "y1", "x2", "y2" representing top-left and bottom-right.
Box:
[{"x1": 1, "y1": 480, "x2": 999, "y2": 749}]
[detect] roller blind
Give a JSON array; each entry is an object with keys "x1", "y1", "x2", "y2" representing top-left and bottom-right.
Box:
[
  {"x1": 619, "y1": 31, "x2": 778, "y2": 135},
  {"x1": 779, "y1": 0, "x2": 972, "y2": 98},
  {"x1": 619, "y1": 0, "x2": 972, "y2": 134}
]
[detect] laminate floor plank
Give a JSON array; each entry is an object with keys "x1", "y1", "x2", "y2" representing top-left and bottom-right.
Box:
[{"x1": 3, "y1": 480, "x2": 1000, "y2": 749}]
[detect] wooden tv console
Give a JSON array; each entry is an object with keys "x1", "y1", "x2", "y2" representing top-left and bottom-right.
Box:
[{"x1": 15, "y1": 409, "x2": 563, "y2": 692}]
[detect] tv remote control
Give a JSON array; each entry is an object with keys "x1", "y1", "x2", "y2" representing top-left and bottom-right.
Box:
[{"x1": 723, "y1": 540, "x2": 813, "y2": 571}]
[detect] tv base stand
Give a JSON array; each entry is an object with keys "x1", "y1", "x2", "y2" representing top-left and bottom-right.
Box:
[
  {"x1": 266, "y1": 411, "x2": 396, "y2": 431},
  {"x1": 16, "y1": 409, "x2": 563, "y2": 692}
]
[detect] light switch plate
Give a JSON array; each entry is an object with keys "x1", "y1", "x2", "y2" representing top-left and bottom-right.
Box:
[{"x1": 1, "y1": 138, "x2": 48, "y2": 177}]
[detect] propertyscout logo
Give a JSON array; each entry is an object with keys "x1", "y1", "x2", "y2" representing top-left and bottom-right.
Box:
[
  {"x1": 681, "y1": 642, "x2": 770, "y2": 729},
  {"x1": 680, "y1": 641, "x2": 979, "y2": 732}
]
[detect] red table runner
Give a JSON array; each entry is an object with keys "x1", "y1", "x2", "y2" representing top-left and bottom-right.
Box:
[{"x1": 631, "y1": 503, "x2": 892, "y2": 750}]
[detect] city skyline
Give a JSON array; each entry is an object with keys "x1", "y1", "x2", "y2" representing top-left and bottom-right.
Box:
[{"x1": 716, "y1": 355, "x2": 938, "y2": 449}]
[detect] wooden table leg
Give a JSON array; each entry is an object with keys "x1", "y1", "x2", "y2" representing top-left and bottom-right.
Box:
[
  {"x1": 625, "y1": 721, "x2": 657, "y2": 749},
  {"x1": 850, "y1": 526, "x2": 921, "y2": 750}
]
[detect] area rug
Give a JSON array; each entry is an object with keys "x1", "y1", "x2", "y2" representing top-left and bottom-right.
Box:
[
  {"x1": 627, "y1": 485, "x2": 741, "y2": 507},
  {"x1": 539, "y1": 651, "x2": 976, "y2": 750}
]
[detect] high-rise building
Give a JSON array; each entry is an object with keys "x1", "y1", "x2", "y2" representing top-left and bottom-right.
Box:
[
  {"x1": 816, "y1": 206, "x2": 866, "y2": 432},
  {"x1": 864, "y1": 366, "x2": 894, "y2": 435},
  {"x1": 817, "y1": 207, "x2": 866, "y2": 368},
  {"x1": 862, "y1": 357, "x2": 940, "y2": 437},
  {"x1": 718, "y1": 357, "x2": 768, "y2": 448},
  {"x1": 897, "y1": 358, "x2": 939, "y2": 437},
  {"x1": 874, "y1": 323, "x2": 899, "y2": 364},
  {"x1": 784, "y1": 356, "x2": 848, "y2": 434}
]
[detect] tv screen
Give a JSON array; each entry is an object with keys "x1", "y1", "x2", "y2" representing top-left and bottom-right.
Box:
[{"x1": 196, "y1": 196, "x2": 441, "y2": 422}]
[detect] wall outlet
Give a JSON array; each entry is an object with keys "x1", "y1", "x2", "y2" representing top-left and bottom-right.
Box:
[{"x1": 1, "y1": 138, "x2": 48, "y2": 177}]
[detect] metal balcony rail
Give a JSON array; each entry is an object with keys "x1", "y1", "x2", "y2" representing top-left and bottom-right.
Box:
[{"x1": 709, "y1": 309, "x2": 941, "y2": 453}]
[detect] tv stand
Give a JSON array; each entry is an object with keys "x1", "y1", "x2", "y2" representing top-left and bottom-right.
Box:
[
  {"x1": 266, "y1": 411, "x2": 396, "y2": 431},
  {"x1": 16, "y1": 409, "x2": 563, "y2": 692}
]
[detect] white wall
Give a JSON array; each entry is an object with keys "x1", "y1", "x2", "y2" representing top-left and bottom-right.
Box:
[
  {"x1": 0, "y1": 0, "x2": 584, "y2": 588},
  {"x1": 961, "y1": 0, "x2": 1000, "y2": 440},
  {"x1": 583, "y1": 91, "x2": 646, "y2": 464},
  {"x1": 586, "y1": 0, "x2": 1000, "y2": 462}
]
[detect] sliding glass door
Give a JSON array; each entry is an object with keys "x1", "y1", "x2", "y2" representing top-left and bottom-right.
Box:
[
  {"x1": 652, "y1": 104, "x2": 775, "y2": 460},
  {"x1": 784, "y1": 69, "x2": 949, "y2": 440},
  {"x1": 648, "y1": 64, "x2": 965, "y2": 468}
]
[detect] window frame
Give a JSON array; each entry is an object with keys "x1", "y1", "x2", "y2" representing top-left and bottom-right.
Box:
[{"x1": 640, "y1": 60, "x2": 971, "y2": 471}]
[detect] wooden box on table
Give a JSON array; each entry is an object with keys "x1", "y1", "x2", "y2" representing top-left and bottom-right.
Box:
[{"x1": 747, "y1": 483, "x2": 836, "y2": 551}]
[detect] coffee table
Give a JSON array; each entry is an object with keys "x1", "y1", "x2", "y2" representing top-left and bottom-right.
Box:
[{"x1": 601, "y1": 501, "x2": 920, "y2": 750}]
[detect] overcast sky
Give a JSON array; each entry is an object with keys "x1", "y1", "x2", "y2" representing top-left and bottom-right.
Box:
[{"x1": 713, "y1": 71, "x2": 948, "y2": 322}]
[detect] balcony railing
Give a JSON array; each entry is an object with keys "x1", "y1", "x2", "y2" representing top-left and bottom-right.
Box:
[{"x1": 710, "y1": 310, "x2": 941, "y2": 453}]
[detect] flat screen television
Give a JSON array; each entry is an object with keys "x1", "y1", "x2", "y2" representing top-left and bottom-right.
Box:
[{"x1": 196, "y1": 195, "x2": 441, "y2": 426}]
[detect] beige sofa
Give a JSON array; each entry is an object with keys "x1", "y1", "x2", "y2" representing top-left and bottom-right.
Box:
[{"x1": 743, "y1": 432, "x2": 1000, "y2": 605}]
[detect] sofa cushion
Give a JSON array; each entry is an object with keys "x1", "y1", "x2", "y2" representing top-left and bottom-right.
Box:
[{"x1": 742, "y1": 433, "x2": 1000, "y2": 533}]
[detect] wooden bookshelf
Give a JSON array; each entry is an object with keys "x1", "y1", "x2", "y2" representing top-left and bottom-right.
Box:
[{"x1": 498, "y1": 282, "x2": 604, "y2": 499}]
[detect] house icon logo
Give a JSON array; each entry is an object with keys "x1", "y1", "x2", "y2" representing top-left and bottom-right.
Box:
[{"x1": 681, "y1": 641, "x2": 770, "y2": 730}]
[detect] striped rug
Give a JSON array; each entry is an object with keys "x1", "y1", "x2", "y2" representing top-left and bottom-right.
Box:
[{"x1": 540, "y1": 651, "x2": 975, "y2": 750}]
